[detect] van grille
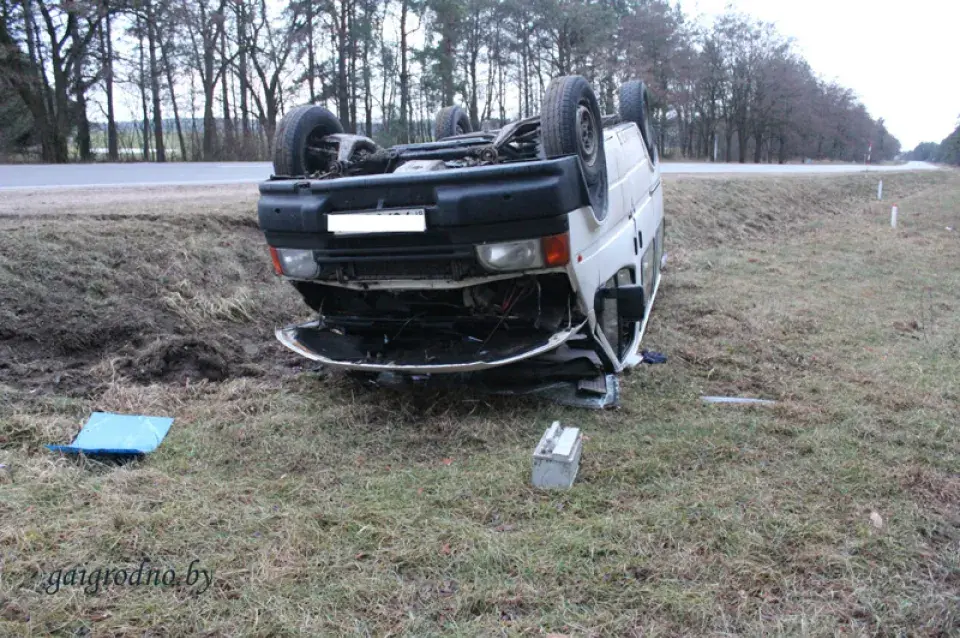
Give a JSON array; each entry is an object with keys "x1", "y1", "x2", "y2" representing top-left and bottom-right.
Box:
[{"x1": 318, "y1": 258, "x2": 478, "y2": 281}]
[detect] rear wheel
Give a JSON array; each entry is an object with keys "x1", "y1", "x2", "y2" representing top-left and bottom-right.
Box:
[
  {"x1": 273, "y1": 105, "x2": 344, "y2": 176},
  {"x1": 434, "y1": 106, "x2": 473, "y2": 140},
  {"x1": 619, "y1": 80, "x2": 655, "y2": 162},
  {"x1": 541, "y1": 75, "x2": 608, "y2": 219}
]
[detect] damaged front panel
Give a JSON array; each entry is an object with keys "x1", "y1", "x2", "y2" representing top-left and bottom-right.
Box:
[{"x1": 279, "y1": 274, "x2": 592, "y2": 372}]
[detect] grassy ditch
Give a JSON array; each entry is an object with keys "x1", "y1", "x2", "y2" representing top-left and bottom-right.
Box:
[{"x1": 1, "y1": 171, "x2": 958, "y2": 636}]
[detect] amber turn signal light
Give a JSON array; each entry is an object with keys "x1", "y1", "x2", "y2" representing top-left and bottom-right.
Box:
[
  {"x1": 268, "y1": 246, "x2": 284, "y2": 276},
  {"x1": 541, "y1": 232, "x2": 570, "y2": 267}
]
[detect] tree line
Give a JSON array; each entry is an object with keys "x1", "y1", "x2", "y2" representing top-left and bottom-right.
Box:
[
  {"x1": 0, "y1": 0, "x2": 902, "y2": 164},
  {"x1": 905, "y1": 120, "x2": 960, "y2": 166}
]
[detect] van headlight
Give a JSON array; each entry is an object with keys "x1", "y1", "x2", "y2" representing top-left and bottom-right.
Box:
[
  {"x1": 476, "y1": 239, "x2": 542, "y2": 272},
  {"x1": 476, "y1": 233, "x2": 570, "y2": 272},
  {"x1": 269, "y1": 247, "x2": 319, "y2": 279}
]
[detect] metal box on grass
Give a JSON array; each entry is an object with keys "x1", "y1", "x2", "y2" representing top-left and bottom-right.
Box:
[{"x1": 532, "y1": 421, "x2": 583, "y2": 490}]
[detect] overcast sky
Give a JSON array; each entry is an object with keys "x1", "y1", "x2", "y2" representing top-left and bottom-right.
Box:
[{"x1": 688, "y1": 0, "x2": 960, "y2": 149}]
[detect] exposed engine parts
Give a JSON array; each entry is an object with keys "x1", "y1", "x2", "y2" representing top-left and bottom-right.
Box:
[{"x1": 305, "y1": 133, "x2": 509, "y2": 180}]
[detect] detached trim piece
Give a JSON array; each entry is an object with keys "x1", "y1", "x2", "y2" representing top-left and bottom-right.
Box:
[
  {"x1": 276, "y1": 319, "x2": 588, "y2": 374},
  {"x1": 701, "y1": 396, "x2": 777, "y2": 406}
]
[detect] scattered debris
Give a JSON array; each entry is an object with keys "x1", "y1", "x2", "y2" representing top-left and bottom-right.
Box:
[
  {"x1": 47, "y1": 412, "x2": 174, "y2": 457},
  {"x1": 870, "y1": 511, "x2": 884, "y2": 529},
  {"x1": 532, "y1": 422, "x2": 583, "y2": 490},
  {"x1": 356, "y1": 370, "x2": 621, "y2": 410},
  {"x1": 701, "y1": 396, "x2": 777, "y2": 406},
  {"x1": 506, "y1": 375, "x2": 621, "y2": 410},
  {"x1": 893, "y1": 320, "x2": 921, "y2": 333},
  {"x1": 641, "y1": 350, "x2": 668, "y2": 364}
]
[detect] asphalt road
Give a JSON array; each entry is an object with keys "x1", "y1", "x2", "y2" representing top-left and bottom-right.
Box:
[{"x1": 0, "y1": 160, "x2": 939, "y2": 191}]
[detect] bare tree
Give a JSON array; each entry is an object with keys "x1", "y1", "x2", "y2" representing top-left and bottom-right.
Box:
[
  {"x1": 247, "y1": 0, "x2": 302, "y2": 151},
  {"x1": 0, "y1": 0, "x2": 103, "y2": 162},
  {"x1": 398, "y1": 0, "x2": 418, "y2": 142},
  {"x1": 97, "y1": 5, "x2": 119, "y2": 160},
  {"x1": 180, "y1": 0, "x2": 229, "y2": 159}
]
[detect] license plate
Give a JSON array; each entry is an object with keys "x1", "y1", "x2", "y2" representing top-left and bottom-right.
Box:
[{"x1": 327, "y1": 208, "x2": 426, "y2": 234}]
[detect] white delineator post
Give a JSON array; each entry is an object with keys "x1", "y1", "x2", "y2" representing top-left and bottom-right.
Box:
[
  {"x1": 891, "y1": 203, "x2": 898, "y2": 229},
  {"x1": 878, "y1": 180, "x2": 883, "y2": 201}
]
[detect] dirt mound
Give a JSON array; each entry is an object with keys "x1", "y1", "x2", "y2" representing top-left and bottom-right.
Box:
[
  {"x1": 0, "y1": 210, "x2": 305, "y2": 393},
  {"x1": 119, "y1": 336, "x2": 230, "y2": 384}
]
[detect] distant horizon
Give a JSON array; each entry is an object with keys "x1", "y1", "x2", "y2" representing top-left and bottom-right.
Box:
[{"x1": 688, "y1": 0, "x2": 960, "y2": 149}]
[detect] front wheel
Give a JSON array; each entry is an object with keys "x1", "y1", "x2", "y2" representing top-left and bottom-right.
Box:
[
  {"x1": 272, "y1": 105, "x2": 344, "y2": 176},
  {"x1": 540, "y1": 75, "x2": 608, "y2": 219}
]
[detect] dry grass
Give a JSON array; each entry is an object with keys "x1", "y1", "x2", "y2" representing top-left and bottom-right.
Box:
[{"x1": 1, "y1": 171, "x2": 959, "y2": 636}]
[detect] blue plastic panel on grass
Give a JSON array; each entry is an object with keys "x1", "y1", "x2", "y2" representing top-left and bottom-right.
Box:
[{"x1": 47, "y1": 412, "x2": 174, "y2": 456}]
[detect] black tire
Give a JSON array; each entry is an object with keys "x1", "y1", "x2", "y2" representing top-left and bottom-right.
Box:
[
  {"x1": 434, "y1": 105, "x2": 473, "y2": 140},
  {"x1": 540, "y1": 75, "x2": 608, "y2": 218},
  {"x1": 619, "y1": 80, "x2": 655, "y2": 162},
  {"x1": 273, "y1": 105, "x2": 344, "y2": 176}
]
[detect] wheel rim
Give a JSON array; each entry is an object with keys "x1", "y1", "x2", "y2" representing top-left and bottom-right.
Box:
[
  {"x1": 577, "y1": 102, "x2": 599, "y2": 167},
  {"x1": 305, "y1": 126, "x2": 329, "y2": 173}
]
